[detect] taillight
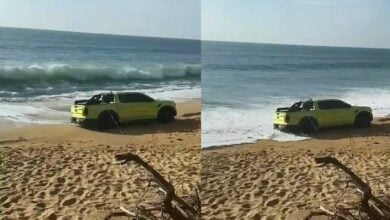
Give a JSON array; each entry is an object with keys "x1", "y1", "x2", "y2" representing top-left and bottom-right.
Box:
[
  {"x1": 285, "y1": 114, "x2": 290, "y2": 122},
  {"x1": 83, "y1": 108, "x2": 88, "y2": 116}
]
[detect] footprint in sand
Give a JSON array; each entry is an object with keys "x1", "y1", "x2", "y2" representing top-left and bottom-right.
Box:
[
  {"x1": 74, "y1": 188, "x2": 84, "y2": 196},
  {"x1": 210, "y1": 203, "x2": 219, "y2": 209},
  {"x1": 56, "y1": 177, "x2": 66, "y2": 184},
  {"x1": 241, "y1": 192, "x2": 250, "y2": 200},
  {"x1": 276, "y1": 189, "x2": 287, "y2": 197},
  {"x1": 73, "y1": 169, "x2": 82, "y2": 176},
  {"x1": 3, "y1": 202, "x2": 11, "y2": 208},
  {"x1": 47, "y1": 213, "x2": 57, "y2": 220},
  {"x1": 241, "y1": 203, "x2": 251, "y2": 210},
  {"x1": 265, "y1": 198, "x2": 279, "y2": 207},
  {"x1": 61, "y1": 197, "x2": 77, "y2": 206},
  {"x1": 48, "y1": 187, "x2": 60, "y2": 196},
  {"x1": 253, "y1": 189, "x2": 264, "y2": 197},
  {"x1": 79, "y1": 207, "x2": 87, "y2": 214},
  {"x1": 36, "y1": 202, "x2": 46, "y2": 210},
  {"x1": 276, "y1": 172, "x2": 284, "y2": 178}
]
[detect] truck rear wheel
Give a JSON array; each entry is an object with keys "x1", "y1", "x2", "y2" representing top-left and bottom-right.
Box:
[
  {"x1": 354, "y1": 113, "x2": 371, "y2": 128},
  {"x1": 299, "y1": 117, "x2": 318, "y2": 134},
  {"x1": 157, "y1": 108, "x2": 175, "y2": 124},
  {"x1": 97, "y1": 111, "x2": 118, "y2": 130}
]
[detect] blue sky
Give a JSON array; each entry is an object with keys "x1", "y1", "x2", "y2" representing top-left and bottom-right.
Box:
[
  {"x1": 0, "y1": 0, "x2": 200, "y2": 39},
  {"x1": 203, "y1": 0, "x2": 390, "y2": 48}
]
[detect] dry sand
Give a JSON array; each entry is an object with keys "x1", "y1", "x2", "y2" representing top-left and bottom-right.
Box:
[
  {"x1": 0, "y1": 101, "x2": 200, "y2": 220},
  {"x1": 201, "y1": 117, "x2": 390, "y2": 219}
]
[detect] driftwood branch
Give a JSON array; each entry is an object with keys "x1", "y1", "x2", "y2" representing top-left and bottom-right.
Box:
[
  {"x1": 108, "y1": 152, "x2": 201, "y2": 220},
  {"x1": 305, "y1": 156, "x2": 390, "y2": 220},
  {"x1": 315, "y1": 156, "x2": 373, "y2": 214}
]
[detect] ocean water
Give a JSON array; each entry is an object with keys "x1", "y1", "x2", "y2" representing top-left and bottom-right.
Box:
[
  {"x1": 202, "y1": 41, "x2": 390, "y2": 147},
  {"x1": 0, "y1": 27, "x2": 200, "y2": 126}
]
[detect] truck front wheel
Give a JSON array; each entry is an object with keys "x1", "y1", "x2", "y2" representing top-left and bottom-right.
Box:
[
  {"x1": 157, "y1": 108, "x2": 175, "y2": 124},
  {"x1": 354, "y1": 113, "x2": 371, "y2": 128}
]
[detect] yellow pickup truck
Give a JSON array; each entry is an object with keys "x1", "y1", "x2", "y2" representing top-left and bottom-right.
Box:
[
  {"x1": 273, "y1": 99, "x2": 373, "y2": 133},
  {"x1": 71, "y1": 92, "x2": 177, "y2": 129}
]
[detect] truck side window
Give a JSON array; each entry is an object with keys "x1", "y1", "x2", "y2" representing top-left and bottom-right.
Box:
[
  {"x1": 118, "y1": 93, "x2": 154, "y2": 103},
  {"x1": 333, "y1": 101, "x2": 351, "y2": 109},
  {"x1": 318, "y1": 100, "x2": 351, "y2": 109},
  {"x1": 318, "y1": 101, "x2": 334, "y2": 109}
]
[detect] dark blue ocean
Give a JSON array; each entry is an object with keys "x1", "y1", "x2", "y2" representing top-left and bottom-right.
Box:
[
  {"x1": 202, "y1": 41, "x2": 390, "y2": 147},
  {"x1": 0, "y1": 27, "x2": 200, "y2": 125}
]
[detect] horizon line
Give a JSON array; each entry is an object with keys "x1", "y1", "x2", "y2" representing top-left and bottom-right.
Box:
[
  {"x1": 201, "y1": 38, "x2": 390, "y2": 50},
  {"x1": 0, "y1": 25, "x2": 201, "y2": 41},
  {"x1": 1, "y1": 25, "x2": 388, "y2": 50}
]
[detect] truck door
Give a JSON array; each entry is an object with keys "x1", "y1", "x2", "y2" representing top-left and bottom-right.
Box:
[
  {"x1": 116, "y1": 93, "x2": 157, "y2": 121},
  {"x1": 333, "y1": 100, "x2": 354, "y2": 125},
  {"x1": 316, "y1": 100, "x2": 354, "y2": 127}
]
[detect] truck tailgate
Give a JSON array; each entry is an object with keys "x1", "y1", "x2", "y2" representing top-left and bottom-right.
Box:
[
  {"x1": 71, "y1": 105, "x2": 86, "y2": 118},
  {"x1": 274, "y1": 112, "x2": 287, "y2": 124}
]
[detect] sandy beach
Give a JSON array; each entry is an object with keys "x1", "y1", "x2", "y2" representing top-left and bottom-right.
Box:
[
  {"x1": 201, "y1": 117, "x2": 390, "y2": 219},
  {"x1": 0, "y1": 101, "x2": 200, "y2": 219}
]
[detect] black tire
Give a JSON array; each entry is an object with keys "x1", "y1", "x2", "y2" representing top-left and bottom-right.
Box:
[
  {"x1": 157, "y1": 108, "x2": 175, "y2": 124},
  {"x1": 299, "y1": 117, "x2": 318, "y2": 134},
  {"x1": 97, "y1": 111, "x2": 118, "y2": 130},
  {"x1": 354, "y1": 113, "x2": 371, "y2": 128}
]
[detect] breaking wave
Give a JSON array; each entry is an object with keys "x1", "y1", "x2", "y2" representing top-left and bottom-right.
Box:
[{"x1": 0, "y1": 63, "x2": 201, "y2": 86}]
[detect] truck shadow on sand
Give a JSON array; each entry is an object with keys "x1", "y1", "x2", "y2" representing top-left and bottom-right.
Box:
[
  {"x1": 290, "y1": 121, "x2": 390, "y2": 140},
  {"x1": 80, "y1": 116, "x2": 200, "y2": 135}
]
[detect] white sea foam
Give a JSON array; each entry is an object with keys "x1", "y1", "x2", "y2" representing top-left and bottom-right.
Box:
[
  {"x1": 202, "y1": 104, "x2": 307, "y2": 148},
  {"x1": 340, "y1": 88, "x2": 390, "y2": 117},
  {"x1": 0, "y1": 103, "x2": 68, "y2": 125},
  {"x1": 0, "y1": 86, "x2": 200, "y2": 126}
]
